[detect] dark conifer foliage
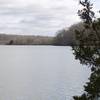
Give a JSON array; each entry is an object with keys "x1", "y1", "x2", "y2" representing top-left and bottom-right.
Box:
[
  {"x1": 73, "y1": 46, "x2": 100, "y2": 100},
  {"x1": 78, "y1": 0, "x2": 95, "y2": 24},
  {"x1": 73, "y1": 0, "x2": 100, "y2": 100}
]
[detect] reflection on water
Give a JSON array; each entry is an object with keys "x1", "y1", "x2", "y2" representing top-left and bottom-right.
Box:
[{"x1": 0, "y1": 46, "x2": 90, "y2": 100}]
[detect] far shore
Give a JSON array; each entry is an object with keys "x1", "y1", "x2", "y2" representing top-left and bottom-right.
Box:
[
  {"x1": 0, "y1": 34, "x2": 73, "y2": 46},
  {"x1": 0, "y1": 34, "x2": 54, "y2": 45}
]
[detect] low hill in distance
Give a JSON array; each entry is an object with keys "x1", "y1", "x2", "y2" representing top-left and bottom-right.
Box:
[{"x1": 0, "y1": 34, "x2": 54, "y2": 45}]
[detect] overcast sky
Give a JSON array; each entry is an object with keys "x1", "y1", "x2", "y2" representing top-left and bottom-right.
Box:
[{"x1": 0, "y1": 0, "x2": 99, "y2": 36}]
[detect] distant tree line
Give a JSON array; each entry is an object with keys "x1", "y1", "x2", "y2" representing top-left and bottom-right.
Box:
[
  {"x1": 0, "y1": 34, "x2": 53, "y2": 45},
  {"x1": 53, "y1": 28, "x2": 74, "y2": 45}
]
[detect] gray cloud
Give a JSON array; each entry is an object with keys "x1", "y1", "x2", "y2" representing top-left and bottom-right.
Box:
[{"x1": 0, "y1": 0, "x2": 80, "y2": 36}]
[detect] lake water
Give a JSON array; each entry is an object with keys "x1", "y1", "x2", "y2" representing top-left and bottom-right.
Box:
[{"x1": 0, "y1": 46, "x2": 90, "y2": 100}]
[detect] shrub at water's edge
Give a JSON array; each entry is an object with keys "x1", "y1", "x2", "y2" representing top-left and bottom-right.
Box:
[
  {"x1": 54, "y1": 19, "x2": 100, "y2": 46},
  {"x1": 54, "y1": 0, "x2": 100, "y2": 46}
]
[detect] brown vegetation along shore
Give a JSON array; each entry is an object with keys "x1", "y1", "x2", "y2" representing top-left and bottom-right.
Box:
[{"x1": 0, "y1": 34, "x2": 54, "y2": 45}]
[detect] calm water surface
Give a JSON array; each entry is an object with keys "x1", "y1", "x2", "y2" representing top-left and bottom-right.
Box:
[{"x1": 0, "y1": 46, "x2": 90, "y2": 100}]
